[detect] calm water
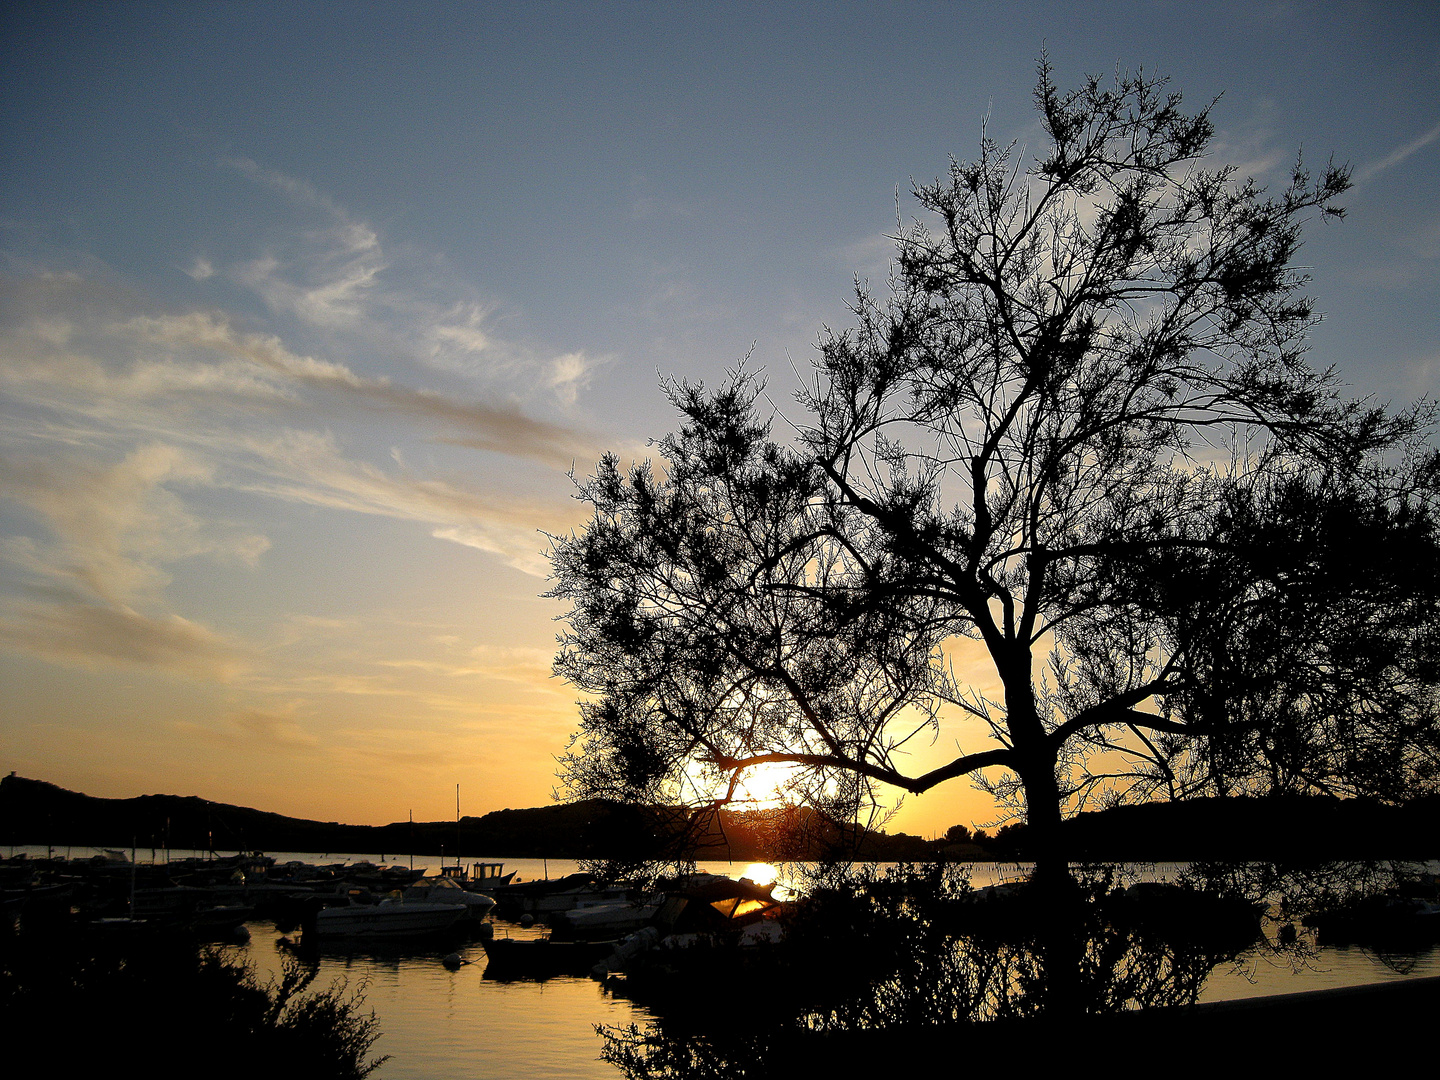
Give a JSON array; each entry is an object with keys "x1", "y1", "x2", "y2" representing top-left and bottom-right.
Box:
[
  {"x1": 242, "y1": 931, "x2": 642, "y2": 1079},
  {"x1": 20, "y1": 848, "x2": 1440, "y2": 1077}
]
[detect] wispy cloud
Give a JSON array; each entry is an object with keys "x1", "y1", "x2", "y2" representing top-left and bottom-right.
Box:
[
  {"x1": 115, "y1": 310, "x2": 603, "y2": 466},
  {"x1": 225, "y1": 709, "x2": 320, "y2": 748},
  {"x1": 0, "y1": 442, "x2": 267, "y2": 604},
  {"x1": 377, "y1": 643, "x2": 557, "y2": 687},
  {"x1": 222, "y1": 156, "x2": 386, "y2": 329},
  {"x1": 0, "y1": 598, "x2": 249, "y2": 680},
  {"x1": 834, "y1": 231, "x2": 897, "y2": 281},
  {"x1": 545, "y1": 351, "x2": 601, "y2": 407},
  {"x1": 171, "y1": 706, "x2": 321, "y2": 751},
  {"x1": 432, "y1": 315, "x2": 492, "y2": 356},
  {"x1": 1354, "y1": 121, "x2": 1440, "y2": 185},
  {"x1": 228, "y1": 428, "x2": 574, "y2": 575},
  {"x1": 216, "y1": 156, "x2": 603, "y2": 410},
  {"x1": 2, "y1": 271, "x2": 601, "y2": 463},
  {"x1": 0, "y1": 261, "x2": 593, "y2": 675},
  {"x1": 0, "y1": 438, "x2": 261, "y2": 678},
  {"x1": 1210, "y1": 109, "x2": 1288, "y2": 183},
  {"x1": 0, "y1": 156, "x2": 613, "y2": 686}
]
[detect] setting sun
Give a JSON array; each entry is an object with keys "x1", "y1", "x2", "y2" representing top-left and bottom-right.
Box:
[
  {"x1": 739, "y1": 863, "x2": 778, "y2": 887},
  {"x1": 729, "y1": 762, "x2": 800, "y2": 808}
]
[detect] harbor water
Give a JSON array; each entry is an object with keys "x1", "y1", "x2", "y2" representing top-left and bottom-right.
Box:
[{"x1": 12, "y1": 848, "x2": 1440, "y2": 1077}]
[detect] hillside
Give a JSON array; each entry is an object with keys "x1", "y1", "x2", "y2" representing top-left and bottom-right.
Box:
[
  {"x1": 0, "y1": 774, "x2": 929, "y2": 860},
  {"x1": 4, "y1": 774, "x2": 1437, "y2": 861}
]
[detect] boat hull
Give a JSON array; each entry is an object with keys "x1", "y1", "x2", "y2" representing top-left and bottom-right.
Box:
[{"x1": 314, "y1": 901, "x2": 466, "y2": 938}]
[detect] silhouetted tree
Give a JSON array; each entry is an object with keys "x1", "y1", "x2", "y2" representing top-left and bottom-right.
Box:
[
  {"x1": 1097, "y1": 474, "x2": 1440, "y2": 805},
  {"x1": 548, "y1": 59, "x2": 1439, "y2": 877}
]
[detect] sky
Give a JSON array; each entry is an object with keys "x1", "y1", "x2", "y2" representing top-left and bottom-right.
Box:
[{"x1": 2, "y1": 1, "x2": 1438, "y2": 838}]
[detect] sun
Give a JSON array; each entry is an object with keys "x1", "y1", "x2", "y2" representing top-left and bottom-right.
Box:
[
  {"x1": 728, "y1": 761, "x2": 799, "y2": 808},
  {"x1": 740, "y1": 862, "x2": 778, "y2": 887},
  {"x1": 680, "y1": 758, "x2": 803, "y2": 810}
]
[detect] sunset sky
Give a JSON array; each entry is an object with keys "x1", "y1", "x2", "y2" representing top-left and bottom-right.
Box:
[{"x1": 3, "y1": 2, "x2": 1437, "y2": 837}]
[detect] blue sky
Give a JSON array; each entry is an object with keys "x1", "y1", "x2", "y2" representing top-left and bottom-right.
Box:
[{"x1": 2, "y1": 1, "x2": 1437, "y2": 832}]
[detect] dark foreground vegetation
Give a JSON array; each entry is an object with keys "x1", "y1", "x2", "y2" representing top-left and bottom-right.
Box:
[
  {"x1": 598, "y1": 861, "x2": 1440, "y2": 1078},
  {"x1": 0, "y1": 911, "x2": 386, "y2": 1078},
  {"x1": 604, "y1": 974, "x2": 1440, "y2": 1077}
]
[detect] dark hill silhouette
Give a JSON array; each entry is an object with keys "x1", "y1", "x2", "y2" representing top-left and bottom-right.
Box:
[
  {"x1": 0, "y1": 774, "x2": 933, "y2": 860},
  {"x1": 3, "y1": 774, "x2": 1436, "y2": 861},
  {"x1": 988, "y1": 793, "x2": 1440, "y2": 862}
]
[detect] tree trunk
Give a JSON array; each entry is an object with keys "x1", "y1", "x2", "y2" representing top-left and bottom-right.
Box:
[
  {"x1": 1017, "y1": 749, "x2": 1082, "y2": 1019},
  {"x1": 1022, "y1": 761, "x2": 1069, "y2": 883},
  {"x1": 1000, "y1": 648, "x2": 1070, "y2": 881}
]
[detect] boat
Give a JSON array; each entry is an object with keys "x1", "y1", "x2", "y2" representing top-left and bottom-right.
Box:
[
  {"x1": 313, "y1": 896, "x2": 467, "y2": 938},
  {"x1": 402, "y1": 875, "x2": 496, "y2": 918},
  {"x1": 449, "y1": 862, "x2": 515, "y2": 891},
  {"x1": 342, "y1": 861, "x2": 430, "y2": 889},
  {"x1": 591, "y1": 875, "x2": 791, "y2": 984},
  {"x1": 491, "y1": 873, "x2": 630, "y2": 918},
  {"x1": 552, "y1": 895, "x2": 662, "y2": 939}
]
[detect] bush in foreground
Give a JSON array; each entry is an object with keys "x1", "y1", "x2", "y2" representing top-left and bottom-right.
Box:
[{"x1": 0, "y1": 918, "x2": 387, "y2": 1078}]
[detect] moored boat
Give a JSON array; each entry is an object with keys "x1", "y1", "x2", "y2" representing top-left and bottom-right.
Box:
[
  {"x1": 553, "y1": 895, "x2": 662, "y2": 939},
  {"x1": 491, "y1": 873, "x2": 631, "y2": 918},
  {"x1": 314, "y1": 897, "x2": 467, "y2": 938},
  {"x1": 437, "y1": 862, "x2": 515, "y2": 892},
  {"x1": 402, "y1": 875, "x2": 496, "y2": 918}
]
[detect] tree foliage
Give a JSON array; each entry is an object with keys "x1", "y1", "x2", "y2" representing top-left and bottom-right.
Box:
[{"x1": 548, "y1": 60, "x2": 1439, "y2": 869}]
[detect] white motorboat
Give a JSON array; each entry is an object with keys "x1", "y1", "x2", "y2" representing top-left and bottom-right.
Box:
[
  {"x1": 314, "y1": 897, "x2": 467, "y2": 938},
  {"x1": 532, "y1": 883, "x2": 631, "y2": 914},
  {"x1": 559, "y1": 896, "x2": 662, "y2": 938},
  {"x1": 402, "y1": 875, "x2": 496, "y2": 918}
]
